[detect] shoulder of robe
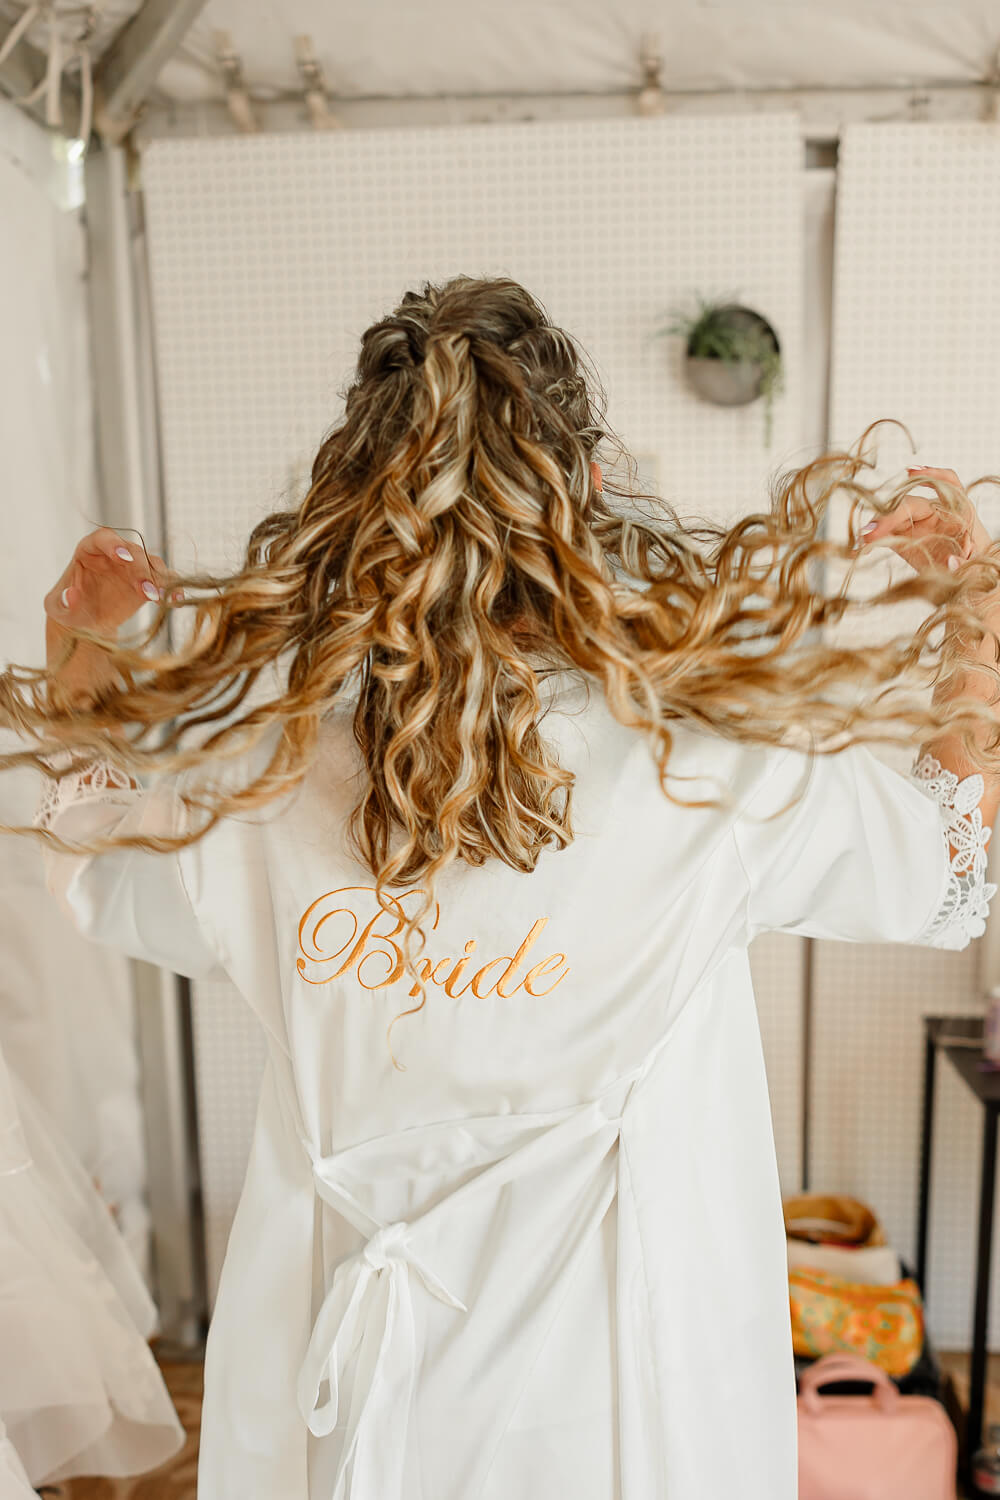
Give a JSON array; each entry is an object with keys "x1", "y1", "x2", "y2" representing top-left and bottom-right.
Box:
[
  {"x1": 167, "y1": 722, "x2": 293, "y2": 830},
  {"x1": 657, "y1": 723, "x2": 795, "y2": 817}
]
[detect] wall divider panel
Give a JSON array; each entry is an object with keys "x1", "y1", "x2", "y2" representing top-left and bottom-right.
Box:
[
  {"x1": 141, "y1": 113, "x2": 805, "y2": 1302},
  {"x1": 823, "y1": 121, "x2": 1000, "y2": 1349}
]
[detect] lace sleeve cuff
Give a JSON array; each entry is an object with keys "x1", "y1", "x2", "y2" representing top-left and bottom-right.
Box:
[
  {"x1": 909, "y1": 754, "x2": 998, "y2": 950},
  {"x1": 34, "y1": 758, "x2": 140, "y2": 834}
]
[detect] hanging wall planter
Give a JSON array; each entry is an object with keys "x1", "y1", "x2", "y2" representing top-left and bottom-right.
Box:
[{"x1": 663, "y1": 296, "x2": 784, "y2": 447}]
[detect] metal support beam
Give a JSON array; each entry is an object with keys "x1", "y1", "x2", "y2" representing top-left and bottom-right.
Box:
[
  {"x1": 83, "y1": 142, "x2": 207, "y2": 1342},
  {"x1": 84, "y1": 144, "x2": 147, "y2": 529},
  {"x1": 94, "y1": 0, "x2": 211, "y2": 146}
]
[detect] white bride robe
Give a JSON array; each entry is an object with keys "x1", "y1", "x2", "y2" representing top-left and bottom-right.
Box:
[{"x1": 36, "y1": 674, "x2": 992, "y2": 1500}]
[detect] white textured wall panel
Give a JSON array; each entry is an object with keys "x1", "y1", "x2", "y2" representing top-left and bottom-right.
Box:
[
  {"x1": 825, "y1": 121, "x2": 1000, "y2": 1349},
  {"x1": 141, "y1": 115, "x2": 805, "y2": 1302},
  {"x1": 750, "y1": 932, "x2": 806, "y2": 1197},
  {"x1": 187, "y1": 978, "x2": 267, "y2": 1298}
]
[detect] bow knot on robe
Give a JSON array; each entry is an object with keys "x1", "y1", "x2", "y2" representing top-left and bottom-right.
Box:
[
  {"x1": 293, "y1": 1066, "x2": 645, "y2": 1497},
  {"x1": 297, "y1": 1199, "x2": 467, "y2": 1500}
]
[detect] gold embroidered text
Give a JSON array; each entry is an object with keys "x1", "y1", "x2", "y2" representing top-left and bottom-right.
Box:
[{"x1": 296, "y1": 885, "x2": 570, "y2": 1001}]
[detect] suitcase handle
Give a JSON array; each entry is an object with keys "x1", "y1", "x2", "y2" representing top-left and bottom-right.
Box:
[{"x1": 799, "y1": 1353, "x2": 900, "y2": 1415}]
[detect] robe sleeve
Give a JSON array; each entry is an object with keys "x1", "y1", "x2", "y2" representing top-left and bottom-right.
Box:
[
  {"x1": 34, "y1": 759, "x2": 225, "y2": 981},
  {"x1": 732, "y1": 743, "x2": 996, "y2": 950}
]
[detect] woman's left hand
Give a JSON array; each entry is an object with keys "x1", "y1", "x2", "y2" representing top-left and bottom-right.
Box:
[
  {"x1": 865, "y1": 466, "x2": 1000, "y2": 833},
  {"x1": 857, "y1": 466, "x2": 992, "y2": 575}
]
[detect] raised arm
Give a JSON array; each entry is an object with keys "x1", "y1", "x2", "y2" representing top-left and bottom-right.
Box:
[
  {"x1": 858, "y1": 464, "x2": 1000, "y2": 829},
  {"x1": 43, "y1": 526, "x2": 174, "y2": 712},
  {"x1": 35, "y1": 530, "x2": 224, "y2": 980}
]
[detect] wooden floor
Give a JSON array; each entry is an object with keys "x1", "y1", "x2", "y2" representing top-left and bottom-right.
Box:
[{"x1": 35, "y1": 1349, "x2": 1000, "y2": 1498}]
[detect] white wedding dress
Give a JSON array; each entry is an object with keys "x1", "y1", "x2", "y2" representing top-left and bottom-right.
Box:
[
  {"x1": 0, "y1": 1042, "x2": 184, "y2": 1486},
  {"x1": 36, "y1": 672, "x2": 994, "y2": 1499},
  {"x1": 0, "y1": 1418, "x2": 33, "y2": 1500}
]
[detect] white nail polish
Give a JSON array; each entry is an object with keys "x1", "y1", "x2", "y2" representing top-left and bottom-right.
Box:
[
  {"x1": 60, "y1": 587, "x2": 71, "y2": 608},
  {"x1": 115, "y1": 546, "x2": 133, "y2": 561},
  {"x1": 948, "y1": 555, "x2": 960, "y2": 573},
  {"x1": 141, "y1": 580, "x2": 159, "y2": 601}
]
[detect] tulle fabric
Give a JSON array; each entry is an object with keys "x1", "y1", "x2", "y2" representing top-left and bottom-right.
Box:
[
  {"x1": 0, "y1": 1046, "x2": 183, "y2": 1485},
  {"x1": 0, "y1": 1416, "x2": 34, "y2": 1500}
]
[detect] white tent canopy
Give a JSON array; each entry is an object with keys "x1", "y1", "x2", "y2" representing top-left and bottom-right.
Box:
[
  {"x1": 3, "y1": 0, "x2": 1000, "y2": 149},
  {"x1": 153, "y1": 0, "x2": 1000, "y2": 102}
]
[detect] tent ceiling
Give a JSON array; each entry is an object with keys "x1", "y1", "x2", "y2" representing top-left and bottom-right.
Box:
[
  {"x1": 2, "y1": 0, "x2": 1000, "y2": 126},
  {"x1": 153, "y1": 0, "x2": 1000, "y2": 104},
  {"x1": 0, "y1": 1, "x2": 144, "y2": 64}
]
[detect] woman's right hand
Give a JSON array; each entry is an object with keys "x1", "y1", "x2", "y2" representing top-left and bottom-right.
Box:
[
  {"x1": 44, "y1": 527, "x2": 173, "y2": 639},
  {"x1": 43, "y1": 529, "x2": 175, "y2": 708}
]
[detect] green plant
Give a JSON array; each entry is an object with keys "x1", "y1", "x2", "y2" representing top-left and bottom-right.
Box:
[{"x1": 662, "y1": 293, "x2": 784, "y2": 447}]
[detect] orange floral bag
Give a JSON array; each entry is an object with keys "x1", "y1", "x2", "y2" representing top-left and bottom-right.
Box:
[{"x1": 789, "y1": 1267, "x2": 924, "y2": 1378}]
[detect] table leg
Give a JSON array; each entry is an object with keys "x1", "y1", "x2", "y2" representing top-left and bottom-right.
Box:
[
  {"x1": 916, "y1": 1029, "x2": 936, "y2": 1296},
  {"x1": 968, "y1": 1104, "x2": 999, "y2": 1477}
]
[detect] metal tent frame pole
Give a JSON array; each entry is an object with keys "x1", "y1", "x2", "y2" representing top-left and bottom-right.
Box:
[{"x1": 83, "y1": 140, "x2": 207, "y2": 1346}]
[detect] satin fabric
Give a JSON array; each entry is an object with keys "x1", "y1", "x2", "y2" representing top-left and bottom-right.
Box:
[{"x1": 42, "y1": 674, "x2": 956, "y2": 1499}]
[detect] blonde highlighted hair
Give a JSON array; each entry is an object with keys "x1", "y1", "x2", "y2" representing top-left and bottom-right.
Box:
[{"x1": 4, "y1": 274, "x2": 1000, "y2": 1037}]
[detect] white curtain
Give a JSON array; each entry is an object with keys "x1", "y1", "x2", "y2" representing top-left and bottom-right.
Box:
[{"x1": 0, "y1": 97, "x2": 149, "y2": 1273}]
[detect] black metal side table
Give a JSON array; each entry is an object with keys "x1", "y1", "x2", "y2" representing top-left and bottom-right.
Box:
[{"x1": 917, "y1": 1014, "x2": 1000, "y2": 1491}]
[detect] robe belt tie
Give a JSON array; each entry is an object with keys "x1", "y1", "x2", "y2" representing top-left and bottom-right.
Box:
[
  {"x1": 294, "y1": 1064, "x2": 650, "y2": 1497},
  {"x1": 296, "y1": 1187, "x2": 466, "y2": 1498}
]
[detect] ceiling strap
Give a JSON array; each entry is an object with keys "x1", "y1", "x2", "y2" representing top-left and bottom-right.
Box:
[
  {"x1": 214, "y1": 28, "x2": 256, "y2": 133},
  {"x1": 638, "y1": 32, "x2": 666, "y2": 118},
  {"x1": 295, "y1": 34, "x2": 339, "y2": 131}
]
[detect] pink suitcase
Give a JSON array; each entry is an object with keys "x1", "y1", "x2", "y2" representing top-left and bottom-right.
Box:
[{"x1": 798, "y1": 1351, "x2": 958, "y2": 1500}]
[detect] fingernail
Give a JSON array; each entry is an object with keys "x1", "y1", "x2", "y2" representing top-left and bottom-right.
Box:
[
  {"x1": 141, "y1": 580, "x2": 160, "y2": 601},
  {"x1": 948, "y1": 555, "x2": 960, "y2": 573},
  {"x1": 115, "y1": 546, "x2": 133, "y2": 561},
  {"x1": 860, "y1": 521, "x2": 878, "y2": 536},
  {"x1": 60, "y1": 587, "x2": 71, "y2": 608}
]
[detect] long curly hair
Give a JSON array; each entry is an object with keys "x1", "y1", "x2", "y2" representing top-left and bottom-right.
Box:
[{"x1": 4, "y1": 275, "x2": 1000, "y2": 966}]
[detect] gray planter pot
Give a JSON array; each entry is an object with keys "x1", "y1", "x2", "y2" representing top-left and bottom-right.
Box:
[
  {"x1": 685, "y1": 354, "x2": 767, "y2": 407},
  {"x1": 683, "y1": 304, "x2": 780, "y2": 409}
]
